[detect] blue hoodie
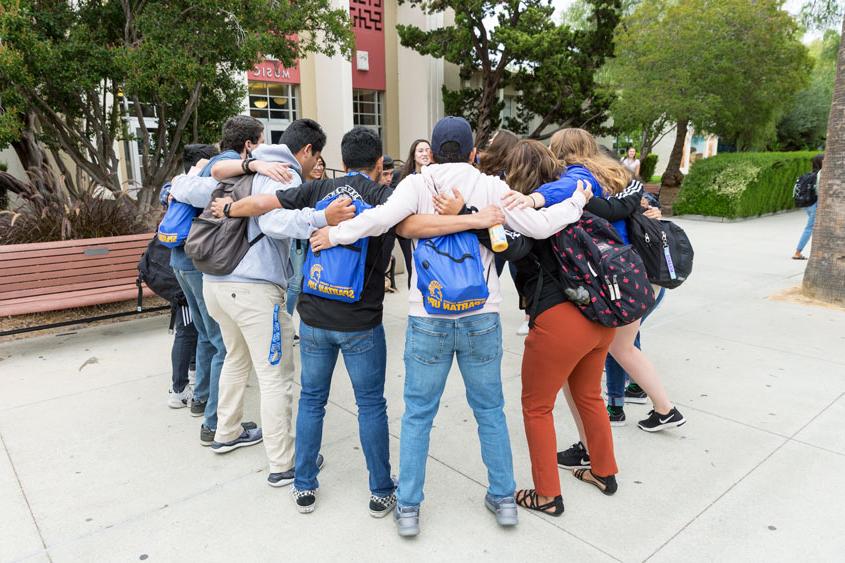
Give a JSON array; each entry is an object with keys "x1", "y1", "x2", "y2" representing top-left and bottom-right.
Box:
[{"x1": 536, "y1": 164, "x2": 629, "y2": 243}]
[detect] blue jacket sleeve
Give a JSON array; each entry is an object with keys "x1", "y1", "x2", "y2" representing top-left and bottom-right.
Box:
[{"x1": 536, "y1": 175, "x2": 579, "y2": 207}]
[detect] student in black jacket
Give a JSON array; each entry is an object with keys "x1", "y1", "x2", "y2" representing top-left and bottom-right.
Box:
[{"x1": 209, "y1": 127, "x2": 399, "y2": 517}]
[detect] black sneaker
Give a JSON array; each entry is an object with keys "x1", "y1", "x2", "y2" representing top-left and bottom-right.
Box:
[
  {"x1": 268, "y1": 454, "x2": 324, "y2": 488},
  {"x1": 290, "y1": 486, "x2": 317, "y2": 514},
  {"x1": 190, "y1": 399, "x2": 207, "y2": 417},
  {"x1": 638, "y1": 407, "x2": 686, "y2": 432},
  {"x1": 557, "y1": 441, "x2": 590, "y2": 469},
  {"x1": 624, "y1": 383, "x2": 648, "y2": 404},
  {"x1": 200, "y1": 421, "x2": 258, "y2": 446},
  {"x1": 369, "y1": 491, "x2": 398, "y2": 518},
  {"x1": 607, "y1": 405, "x2": 626, "y2": 427}
]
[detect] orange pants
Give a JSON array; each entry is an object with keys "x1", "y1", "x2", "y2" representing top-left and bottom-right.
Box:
[{"x1": 521, "y1": 302, "x2": 618, "y2": 497}]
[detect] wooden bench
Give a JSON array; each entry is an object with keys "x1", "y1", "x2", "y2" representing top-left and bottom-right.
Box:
[{"x1": 0, "y1": 233, "x2": 161, "y2": 331}]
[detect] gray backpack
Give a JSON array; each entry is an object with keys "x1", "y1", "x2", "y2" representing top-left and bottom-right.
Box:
[{"x1": 184, "y1": 174, "x2": 264, "y2": 275}]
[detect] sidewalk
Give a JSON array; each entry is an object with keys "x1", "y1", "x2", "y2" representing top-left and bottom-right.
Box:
[{"x1": 1, "y1": 211, "x2": 843, "y2": 562}]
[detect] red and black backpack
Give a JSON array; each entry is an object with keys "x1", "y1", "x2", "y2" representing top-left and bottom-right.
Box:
[{"x1": 532, "y1": 212, "x2": 655, "y2": 328}]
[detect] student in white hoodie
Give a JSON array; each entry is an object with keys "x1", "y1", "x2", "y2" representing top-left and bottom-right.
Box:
[
  {"x1": 172, "y1": 119, "x2": 353, "y2": 486},
  {"x1": 309, "y1": 116, "x2": 589, "y2": 537}
]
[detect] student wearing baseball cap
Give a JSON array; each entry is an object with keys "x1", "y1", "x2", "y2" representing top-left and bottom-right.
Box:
[{"x1": 309, "y1": 116, "x2": 588, "y2": 537}]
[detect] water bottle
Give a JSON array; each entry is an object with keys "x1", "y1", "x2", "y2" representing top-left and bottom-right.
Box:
[{"x1": 488, "y1": 224, "x2": 508, "y2": 252}]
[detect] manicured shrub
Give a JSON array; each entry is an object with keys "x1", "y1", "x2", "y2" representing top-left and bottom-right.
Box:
[
  {"x1": 673, "y1": 151, "x2": 817, "y2": 218},
  {"x1": 640, "y1": 153, "x2": 658, "y2": 181}
]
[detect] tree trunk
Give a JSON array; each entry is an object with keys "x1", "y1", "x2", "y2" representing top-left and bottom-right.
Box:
[
  {"x1": 803, "y1": 17, "x2": 845, "y2": 305},
  {"x1": 474, "y1": 76, "x2": 500, "y2": 148},
  {"x1": 661, "y1": 119, "x2": 688, "y2": 189}
]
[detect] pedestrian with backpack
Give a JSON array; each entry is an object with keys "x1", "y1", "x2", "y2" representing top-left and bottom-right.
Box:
[
  {"x1": 792, "y1": 154, "x2": 823, "y2": 260},
  {"x1": 208, "y1": 127, "x2": 402, "y2": 516},
  {"x1": 168, "y1": 119, "x2": 273, "y2": 445},
  {"x1": 309, "y1": 116, "x2": 589, "y2": 537}
]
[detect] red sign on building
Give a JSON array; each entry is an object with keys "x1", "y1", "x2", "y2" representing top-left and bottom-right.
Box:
[
  {"x1": 350, "y1": 0, "x2": 385, "y2": 91},
  {"x1": 248, "y1": 60, "x2": 300, "y2": 84}
]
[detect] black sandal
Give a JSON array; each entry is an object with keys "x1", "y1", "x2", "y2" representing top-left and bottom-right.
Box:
[
  {"x1": 572, "y1": 469, "x2": 618, "y2": 496},
  {"x1": 515, "y1": 489, "x2": 564, "y2": 516}
]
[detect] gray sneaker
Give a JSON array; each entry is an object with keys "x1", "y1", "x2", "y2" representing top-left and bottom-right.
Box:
[
  {"x1": 200, "y1": 422, "x2": 257, "y2": 446},
  {"x1": 485, "y1": 494, "x2": 518, "y2": 526},
  {"x1": 210, "y1": 427, "x2": 263, "y2": 453},
  {"x1": 394, "y1": 505, "x2": 420, "y2": 537}
]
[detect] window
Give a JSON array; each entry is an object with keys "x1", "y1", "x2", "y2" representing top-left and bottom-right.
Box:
[
  {"x1": 248, "y1": 82, "x2": 298, "y2": 124},
  {"x1": 353, "y1": 89, "x2": 383, "y2": 140}
]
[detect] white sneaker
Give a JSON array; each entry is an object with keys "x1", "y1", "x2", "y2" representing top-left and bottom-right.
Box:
[
  {"x1": 168, "y1": 387, "x2": 193, "y2": 409},
  {"x1": 188, "y1": 369, "x2": 196, "y2": 387},
  {"x1": 516, "y1": 321, "x2": 530, "y2": 336}
]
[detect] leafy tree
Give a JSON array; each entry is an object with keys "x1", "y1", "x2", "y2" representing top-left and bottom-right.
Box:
[
  {"x1": 396, "y1": 0, "x2": 621, "y2": 146},
  {"x1": 0, "y1": 0, "x2": 353, "y2": 213},
  {"x1": 605, "y1": 0, "x2": 811, "y2": 189},
  {"x1": 801, "y1": 0, "x2": 845, "y2": 304},
  {"x1": 776, "y1": 30, "x2": 839, "y2": 150}
]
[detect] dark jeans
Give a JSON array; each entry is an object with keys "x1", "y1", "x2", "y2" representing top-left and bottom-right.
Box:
[
  {"x1": 605, "y1": 287, "x2": 666, "y2": 406},
  {"x1": 171, "y1": 306, "x2": 198, "y2": 393},
  {"x1": 294, "y1": 322, "x2": 393, "y2": 496}
]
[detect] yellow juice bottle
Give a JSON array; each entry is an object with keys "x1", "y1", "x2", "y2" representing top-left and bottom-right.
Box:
[{"x1": 489, "y1": 224, "x2": 508, "y2": 252}]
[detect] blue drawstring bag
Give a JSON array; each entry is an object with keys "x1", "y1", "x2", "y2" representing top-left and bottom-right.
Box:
[
  {"x1": 414, "y1": 232, "x2": 489, "y2": 315},
  {"x1": 158, "y1": 200, "x2": 200, "y2": 248},
  {"x1": 302, "y1": 195, "x2": 372, "y2": 303}
]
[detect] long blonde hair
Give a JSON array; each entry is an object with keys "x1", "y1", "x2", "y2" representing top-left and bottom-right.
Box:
[
  {"x1": 505, "y1": 140, "x2": 563, "y2": 195},
  {"x1": 549, "y1": 128, "x2": 630, "y2": 195}
]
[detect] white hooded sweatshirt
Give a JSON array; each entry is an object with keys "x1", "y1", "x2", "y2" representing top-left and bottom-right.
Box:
[{"x1": 328, "y1": 162, "x2": 586, "y2": 319}]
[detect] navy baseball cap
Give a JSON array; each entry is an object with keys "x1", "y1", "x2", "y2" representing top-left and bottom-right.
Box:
[{"x1": 431, "y1": 116, "x2": 474, "y2": 157}]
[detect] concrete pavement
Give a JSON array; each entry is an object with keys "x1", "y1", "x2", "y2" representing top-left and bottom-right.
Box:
[{"x1": 1, "y1": 210, "x2": 843, "y2": 562}]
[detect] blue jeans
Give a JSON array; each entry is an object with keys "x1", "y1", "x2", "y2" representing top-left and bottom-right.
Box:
[
  {"x1": 605, "y1": 287, "x2": 665, "y2": 406},
  {"x1": 294, "y1": 322, "x2": 393, "y2": 496},
  {"x1": 286, "y1": 240, "x2": 307, "y2": 316},
  {"x1": 173, "y1": 268, "x2": 226, "y2": 430},
  {"x1": 796, "y1": 203, "x2": 817, "y2": 253},
  {"x1": 398, "y1": 313, "x2": 515, "y2": 508}
]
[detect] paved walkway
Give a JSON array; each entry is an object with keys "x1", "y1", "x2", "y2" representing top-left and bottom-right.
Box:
[{"x1": 1, "y1": 211, "x2": 843, "y2": 562}]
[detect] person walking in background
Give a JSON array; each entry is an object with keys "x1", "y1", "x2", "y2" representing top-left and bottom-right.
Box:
[
  {"x1": 395, "y1": 139, "x2": 432, "y2": 288},
  {"x1": 621, "y1": 146, "x2": 641, "y2": 178},
  {"x1": 793, "y1": 154, "x2": 823, "y2": 260}
]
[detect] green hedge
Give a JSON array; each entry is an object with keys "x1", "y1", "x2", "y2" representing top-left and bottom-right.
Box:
[
  {"x1": 640, "y1": 153, "x2": 658, "y2": 181},
  {"x1": 673, "y1": 151, "x2": 817, "y2": 218}
]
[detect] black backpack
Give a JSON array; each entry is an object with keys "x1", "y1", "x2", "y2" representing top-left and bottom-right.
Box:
[
  {"x1": 793, "y1": 172, "x2": 818, "y2": 208},
  {"x1": 137, "y1": 235, "x2": 186, "y2": 305},
  {"x1": 626, "y1": 211, "x2": 694, "y2": 289},
  {"x1": 184, "y1": 174, "x2": 265, "y2": 275},
  {"x1": 533, "y1": 212, "x2": 655, "y2": 328}
]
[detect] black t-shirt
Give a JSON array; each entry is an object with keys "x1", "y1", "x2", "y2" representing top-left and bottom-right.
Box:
[{"x1": 276, "y1": 174, "x2": 395, "y2": 332}]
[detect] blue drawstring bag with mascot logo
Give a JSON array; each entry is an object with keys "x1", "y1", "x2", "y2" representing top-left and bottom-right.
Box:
[
  {"x1": 414, "y1": 232, "x2": 489, "y2": 315},
  {"x1": 302, "y1": 194, "x2": 372, "y2": 303}
]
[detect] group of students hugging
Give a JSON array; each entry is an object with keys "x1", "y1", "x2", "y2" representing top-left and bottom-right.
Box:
[{"x1": 157, "y1": 113, "x2": 686, "y2": 538}]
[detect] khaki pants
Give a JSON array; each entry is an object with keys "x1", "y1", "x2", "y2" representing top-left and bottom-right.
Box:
[{"x1": 204, "y1": 281, "x2": 296, "y2": 473}]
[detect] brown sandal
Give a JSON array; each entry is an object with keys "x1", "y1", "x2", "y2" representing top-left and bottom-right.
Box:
[
  {"x1": 515, "y1": 488, "x2": 564, "y2": 516},
  {"x1": 572, "y1": 469, "x2": 618, "y2": 496}
]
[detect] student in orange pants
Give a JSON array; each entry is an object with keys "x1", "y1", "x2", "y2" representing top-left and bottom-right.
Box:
[
  {"x1": 504, "y1": 139, "x2": 620, "y2": 516},
  {"x1": 520, "y1": 302, "x2": 617, "y2": 514}
]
